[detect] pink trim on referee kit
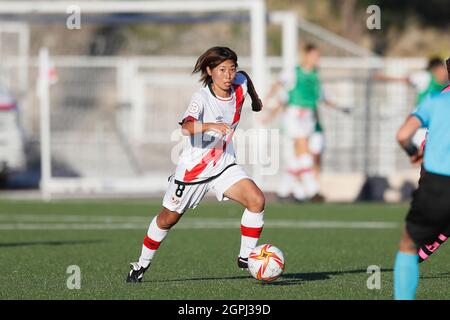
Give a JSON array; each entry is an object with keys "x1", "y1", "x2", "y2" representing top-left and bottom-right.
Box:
[
  {"x1": 438, "y1": 234, "x2": 448, "y2": 241},
  {"x1": 418, "y1": 249, "x2": 428, "y2": 260},
  {"x1": 442, "y1": 85, "x2": 450, "y2": 93},
  {"x1": 425, "y1": 243, "x2": 439, "y2": 252}
]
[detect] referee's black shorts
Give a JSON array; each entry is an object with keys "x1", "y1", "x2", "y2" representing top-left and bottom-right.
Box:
[{"x1": 406, "y1": 170, "x2": 450, "y2": 247}]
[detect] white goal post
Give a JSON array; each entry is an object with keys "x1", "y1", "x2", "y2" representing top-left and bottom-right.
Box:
[
  {"x1": 0, "y1": 2, "x2": 424, "y2": 202},
  {"x1": 0, "y1": 0, "x2": 267, "y2": 90},
  {"x1": 0, "y1": 1, "x2": 268, "y2": 198}
]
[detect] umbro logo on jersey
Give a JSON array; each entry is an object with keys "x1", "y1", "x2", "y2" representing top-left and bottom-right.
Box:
[{"x1": 216, "y1": 116, "x2": 223, "y2": 122}]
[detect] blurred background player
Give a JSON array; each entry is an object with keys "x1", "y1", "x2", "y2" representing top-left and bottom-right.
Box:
[
  {"x1": 374, "y1": 56, "x2": 448, "y2": 146},
  {"x1": 126, "y1": 47, "x2": 265, "y2": 283},
  {"x1": 0, "y1": 81, "x2": 26, "y2": 185},
  {"x1": 263, "y1": 43, "x2": 348, "y2": 203},
  {"x1": 394, "y1": 88, "x2": 450, "y2": 300},
  {"x1": 264, "y1": 43, "x2": 323, "y2": 202},
  {"x1": 374, "y1": 56, "x2": 448, "y2": 105}
]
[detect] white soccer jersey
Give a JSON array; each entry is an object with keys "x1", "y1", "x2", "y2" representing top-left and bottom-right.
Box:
[{"x1": 174, "y1": 72, "x2": 248, "y2": 183}]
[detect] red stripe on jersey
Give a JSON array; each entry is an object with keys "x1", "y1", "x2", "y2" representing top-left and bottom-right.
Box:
[
  {"x1": 442, "y1": 85, "x2": 450, "y2": 93},
  {"x1": 143, "y1": 235, "x2": 160, "y2": 250},
  {"x1": 183, "y1": 84, "x2": 245, "y2": 182},
  {"x1": 241, "y1": 225, "x2": 263, "y2": 238},
  {"x1": 211, "y1": 84, "x2": 244, "y2": 166},
  {"x1": 212, "y1": 84, "x2": 244, "y2": 166},
  {"x1": 232, "y1": 84, "x2": 244, "y2": 125},
  {"x1": 179, "y1": 115, "x2": 197, "y2": 125}
]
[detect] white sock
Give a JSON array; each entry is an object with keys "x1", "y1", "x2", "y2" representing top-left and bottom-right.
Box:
[
  {"x1": 138, "y1": 216, "x2": 169, "y2": 268},
  {"x1": 240, "y1": 209, "x2": 264, "y2": 258},
  {"x1": 293, "y1": 179, "x2": 307, "y2": 200},
  {"x1": 277, "y1": 170, "x2": 294, "y2": 198},
  {"x1": 297, "y1": 154, "x2": 320, "y2": 197},
  {"x1": 302, "y1": 172, "x2": 320, "y2": 197}
]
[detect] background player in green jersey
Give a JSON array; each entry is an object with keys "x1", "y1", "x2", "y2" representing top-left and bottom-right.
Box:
[
  {"x1": 264, "y1": 43, "x2": 344, "y2": 202},
  {"x1": 374, "y1": 57, "x2": 448, "y2": 105},
  {"x1": 374, "y1": 57, "x2": 448, "y2": 146},
  {"x1": 264, "y1": 43, "x2": 349, "y2": 202},
  {"x1": 264, "y1": 44, "x2": 321, "y2": 202}
]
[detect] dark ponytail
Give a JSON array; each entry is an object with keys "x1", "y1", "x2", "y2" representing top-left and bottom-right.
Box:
[{"x1": 193, "y1": 46, "x2": 238, "y2": 86}]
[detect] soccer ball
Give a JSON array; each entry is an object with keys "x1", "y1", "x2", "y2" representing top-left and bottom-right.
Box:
[{"x1": 248, "y1": 244, "x2": 285, "y2": 282}]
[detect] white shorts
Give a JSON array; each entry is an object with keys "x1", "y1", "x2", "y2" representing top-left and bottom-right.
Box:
[
  {"x1": 309, "y1": 132, "x2": 325, "y2": 155},
  {"x1": 162, "y1": 164, "x2": 250, "y2": 214},
  {"x1": 283, "y1": 107, "x2": 316, "y2": 139}
]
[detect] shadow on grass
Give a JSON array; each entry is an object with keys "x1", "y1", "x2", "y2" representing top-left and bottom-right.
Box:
[
  {"x1": 0, "y1": 240, "x2": 106, "y2": 248},
  {"x1": 266, "y1": 268, "x2": 393, "y2": 286},
  {"x1": 145, "y1": 268, "x2": 394, "y2": 286},
  {"x1": 420, "y1": 272, "x2": 450, "y2": 280},
  {"x1": 145, "y1": 274, "x2": 251, "y2": 283}
]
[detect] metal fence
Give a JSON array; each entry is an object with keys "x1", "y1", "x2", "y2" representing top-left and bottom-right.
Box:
[{"x1": 26, "y1": 55, "x2": 426, "y2": 195}]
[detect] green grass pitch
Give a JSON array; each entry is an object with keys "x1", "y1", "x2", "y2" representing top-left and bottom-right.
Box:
[{"x1": 0, "y1": 199, "x2": 448, "y2": 300}]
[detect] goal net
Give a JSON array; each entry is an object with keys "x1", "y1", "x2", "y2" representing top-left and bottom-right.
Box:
[
  {"x1": 26, "y1": 0, "x2": 267, "y2": 198},
  {"x1": 1, "y1": 1, "x2": 425, "y2": 201}
]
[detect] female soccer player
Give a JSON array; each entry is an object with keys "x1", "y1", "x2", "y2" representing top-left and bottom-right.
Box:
[
  {"x1": 263, "y1": 43, "x2": 346, "y2": 202},
  {"x1": 263, "y1": 44, "x2": 322, "y2": 202},
  {"x1": 126, "y1": 46, "x2": 264, "y2": 283}
]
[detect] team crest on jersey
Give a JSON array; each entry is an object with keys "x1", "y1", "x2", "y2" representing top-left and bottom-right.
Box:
[{"x1": 188, "y1": 102, "x2": 199, "y2": 114}]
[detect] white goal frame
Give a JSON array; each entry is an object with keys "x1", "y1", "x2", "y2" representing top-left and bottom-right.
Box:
[{"x1": 0, "y1": 1, "x2": 267, "y2": 199}]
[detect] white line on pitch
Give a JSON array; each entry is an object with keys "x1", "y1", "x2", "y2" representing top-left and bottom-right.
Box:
[
  {"x1": 0, "y1": 213, "x2": 150, "y2": 223},
  {"x1": 0, "y1": 220, "x2": 398, "y2": 230}
]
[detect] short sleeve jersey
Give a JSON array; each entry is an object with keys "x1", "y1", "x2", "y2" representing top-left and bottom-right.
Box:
[
  {"x1": 409, "y1": 71, "x2": 448, "y2": 105},
  {"x1": 280, "y1": 65, "x2": 321, "y2": 109},
  {"x1": 411, "y1": 91, "x2": 450, "y2": 176},
  {"x1": 175, "y1": 72, "x2": 248, "y2": 183}
]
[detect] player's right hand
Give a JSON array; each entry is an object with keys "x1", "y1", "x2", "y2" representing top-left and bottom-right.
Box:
[{"x1": 207, "y1": 123, "x2": 232, "y2": 136}]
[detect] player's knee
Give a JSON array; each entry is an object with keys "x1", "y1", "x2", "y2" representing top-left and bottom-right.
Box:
[
  {"x1": 399, "y1": 241, "x2": 417, "y2": 254},
  {"x1": 247, "y1": 191, "x2": 265, "y2": 212},
  {"x1": 399, "y1": 228, "x2": 418, "y2": 253},
  {"x1": 157, "y1": 209, "x2": 181, "y2": 230}
]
